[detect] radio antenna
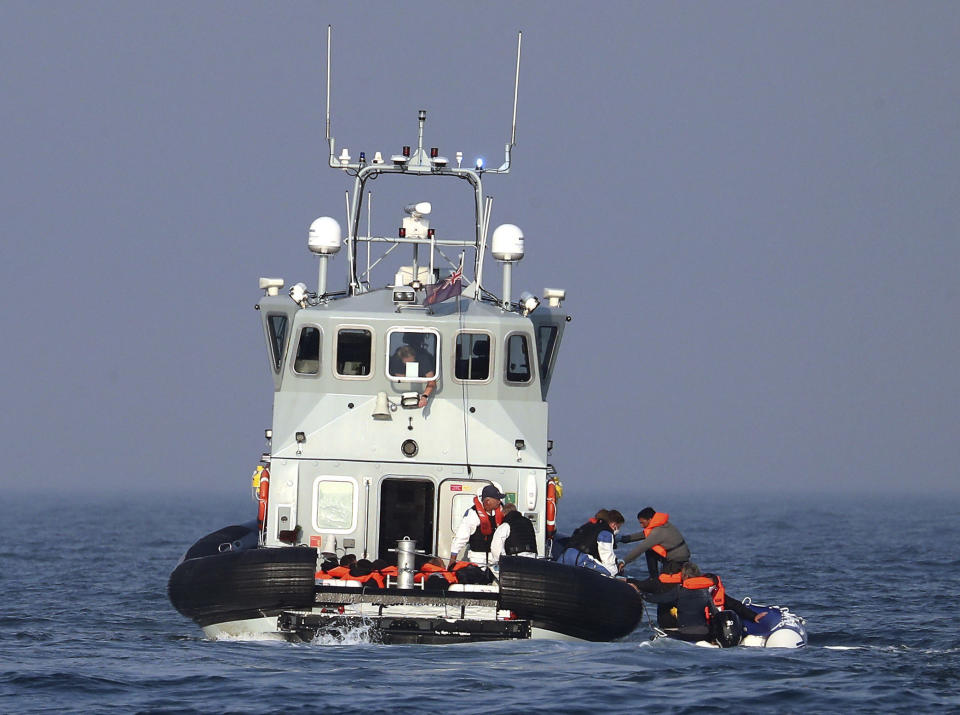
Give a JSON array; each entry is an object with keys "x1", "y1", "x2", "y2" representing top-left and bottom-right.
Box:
[
  {"x1": 510, "y1": 31, "x2": 522, "y2": 146},
  {"x1": 495, "y1": 31, "x2": 522, "y2": 173},
  {"x1": 325, "y1": 24, "x2": 335, "y2": 164}
]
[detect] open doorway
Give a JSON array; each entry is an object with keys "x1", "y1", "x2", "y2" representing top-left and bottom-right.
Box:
[{"x1": 378, "y1": 478, "x2": 435, "y2": 560}]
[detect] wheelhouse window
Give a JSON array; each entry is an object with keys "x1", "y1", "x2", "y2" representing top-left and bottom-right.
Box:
[
  {"x1": 312, "y1": 477, "x2": 357, "y2": 533},
  {"x1": 454, "y1": 332, "x2": 491, "y2": 381},
  {"x1": 336, "y1": 328, "x2": 372, "y2": 377},
  {"x1": 505, "y1": 333, "x2": 532, "y2": 383},
  {"x1": 266, "y1": 314, "x2": 288, "y2": 372},
  {"x1": 535, "y1": 325, "x2": 558, "y2": 381},
  {"x1": 293, "y1": 326, "x2": 321, "y2": 375},
  {"x1": 387, "y1": 329, "x2": 439, "y2": 382}
]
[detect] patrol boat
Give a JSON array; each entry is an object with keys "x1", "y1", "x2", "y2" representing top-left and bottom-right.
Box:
[{"x1": 167, "y1": 29, "x2": 645, "y2": 644}]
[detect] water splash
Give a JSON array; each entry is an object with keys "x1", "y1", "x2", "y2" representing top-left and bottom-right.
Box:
[{"x1": 310, "y1": 620, "x2": 379, "y2": 645}]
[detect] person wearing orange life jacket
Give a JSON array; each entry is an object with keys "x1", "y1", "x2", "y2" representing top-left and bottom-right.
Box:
[
  {"x1": 448, "y1": 484, "x2": 505, "y2": 569},
  {"x1": 619, "y1": 507, "x2": 691, "y2": 579},
  {"x1": 643, "y1": 562, "x2": 767, "y2": 641}
]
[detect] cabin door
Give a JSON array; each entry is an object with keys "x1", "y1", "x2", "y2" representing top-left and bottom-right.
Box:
[
  {"x1": 377, "y1": 478, "x2": 435, "y2": 561},
  {"x1": 436, "y1": 479, "x2": 496, "y2": 561}
]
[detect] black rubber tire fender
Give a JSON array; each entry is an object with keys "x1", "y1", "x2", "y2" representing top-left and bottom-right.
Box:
[
  {"x1": 498, "y1": 556, "x2": 644, "y2": 641},
  {"x1": 168, "y1": 546, "x2": 316, "y2": 626}
]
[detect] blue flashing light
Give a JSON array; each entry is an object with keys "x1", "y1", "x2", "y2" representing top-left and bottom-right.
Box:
[
  {"x1": 475, "y1": 157, "x2": 485, "y2": 170},
  {"x1": 359, "y1": 151, "x2": 366, "y2": 162}
]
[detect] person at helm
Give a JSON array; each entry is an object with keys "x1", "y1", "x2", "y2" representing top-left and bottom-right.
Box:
[
  {"x1": 619, "y1": 507, "x2": 691, "y2": 578},
  {"x1": 559, "y1": 509, "x2": 625, "y2": 576},
  {"x1": 448, "y1": 484, "x2": 505, "y2": 569},
  {"x1": 390, "y1": 344, "x2": 437, "y2": 408}
]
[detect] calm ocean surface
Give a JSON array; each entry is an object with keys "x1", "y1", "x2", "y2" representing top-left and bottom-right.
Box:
[{"x1": 1, "y1": 489, "x2": 957, "y2": 713}]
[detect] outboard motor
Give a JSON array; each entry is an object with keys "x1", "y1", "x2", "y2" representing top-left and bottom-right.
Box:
[{"x1": 712, "y1": 610, "x2": 743, "y2": 648}]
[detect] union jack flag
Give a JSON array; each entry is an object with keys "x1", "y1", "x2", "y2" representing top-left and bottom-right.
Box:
[{"x1": 424, "y1": 257, "x2": 464, "y2": 305}]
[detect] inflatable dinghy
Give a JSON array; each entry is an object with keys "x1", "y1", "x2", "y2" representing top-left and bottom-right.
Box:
[
  {"x1": 654, "y1": 601, "x2": 807, "y2": 648},
  {"x1": 740, "y1": 601, "x2": 807, "y2": 648}
]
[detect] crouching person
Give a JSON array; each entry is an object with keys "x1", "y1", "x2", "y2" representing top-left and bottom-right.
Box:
[
  {"x1": 560, "y1": 509, "x2": 625, "y2": 577},
  {"x1": 643, "y1": 562, "x2": 717, "y2": 641},
  {"x1": 643, "y1": 562, "x2": 767, "y2": 645}
]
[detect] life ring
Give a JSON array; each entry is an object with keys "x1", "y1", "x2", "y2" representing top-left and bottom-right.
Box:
[
  {"x1": 255, "y1": 466, "x2": 270, "y2": 530},
  {"x1": 545, "y1": 479, "x2": 558, "y2": 538}
]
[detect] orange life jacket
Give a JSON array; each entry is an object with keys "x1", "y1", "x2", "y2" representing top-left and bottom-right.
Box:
[
  {"x1": 643, "y1": 512, "x2": 670, "y2": 557},
  {"x1": 414, "y1": 562, "x2": 458, "y2": 584},
  {"x1": 324, "y1": 565, "x2": 352, "y2": 579},
  {"x1": 473, "y1": 496, "x2": 504, "y2": 536},
  {"x1": 348, "y1": 571, "x2": 385, "y2": 588},
  {"x1": 682, "y1": 574, "x2": 726, "y2": 612},
  {"x1": 318, "y1": 565, "x2": 385, "y2": 588},
  {"x1": 658, "y1": 571, "x2": 682, "y2": 584}
]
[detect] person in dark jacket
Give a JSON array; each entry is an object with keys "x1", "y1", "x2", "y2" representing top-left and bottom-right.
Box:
[
  {"x1": 559, "y1": 510, "x2": 625, "y2": 576},
  {"x1": 643, "y1": 562, "x2": 767, "y2": 641},
  {"x1": 619, "y1": 507, "x2": 691, "y2": 578},
  {"x1": 490, "y1": 503, "x2": 538, "y2": 561}
]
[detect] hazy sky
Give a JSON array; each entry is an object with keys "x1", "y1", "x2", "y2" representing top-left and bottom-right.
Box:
[{"x1": 2, "y1": 2, "x2": 958, "y2": 497}]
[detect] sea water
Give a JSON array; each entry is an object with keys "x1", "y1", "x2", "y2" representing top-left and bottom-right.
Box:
[{"x1": 1, "y1": 489, "x2": 957, "y2": 713}]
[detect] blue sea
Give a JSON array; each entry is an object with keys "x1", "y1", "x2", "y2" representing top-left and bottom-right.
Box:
[{"x1": 1, "y1": 489, "x2": 958, "y2": 713}]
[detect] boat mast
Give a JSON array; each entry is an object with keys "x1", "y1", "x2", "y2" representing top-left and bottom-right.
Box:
[{"x1": 322, "y1": 27, "x2": 522, "y2": 296}]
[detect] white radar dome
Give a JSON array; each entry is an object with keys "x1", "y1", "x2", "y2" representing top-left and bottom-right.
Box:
[
  {"x1": 491, "y1": 223, "x2": 525, "y2": 262},
  {"x1": 308, "y1": 216, "x2": 342, "y2": 255}
]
